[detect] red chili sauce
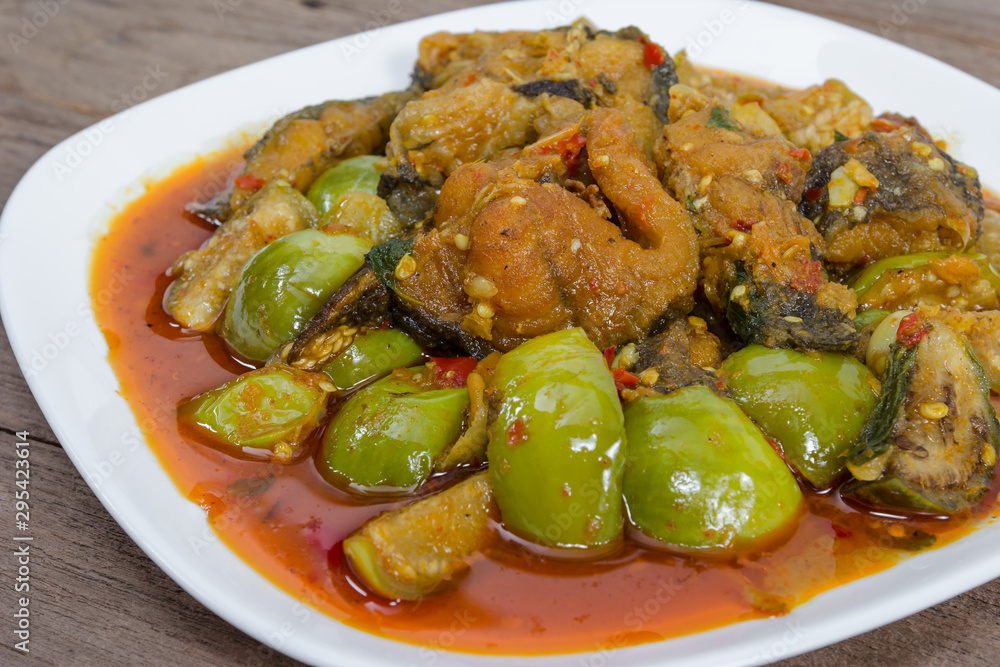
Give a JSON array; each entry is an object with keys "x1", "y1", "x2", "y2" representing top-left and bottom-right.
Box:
[{"x1": 90, "y1": 148, "x2": 1000, "y2": 656}]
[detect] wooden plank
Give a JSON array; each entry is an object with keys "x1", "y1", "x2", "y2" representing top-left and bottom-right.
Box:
[
  {"x1": 0, "y1": 317, "x2": 58, "y2": 445},
  {"x1": 762, "y1": 0, "x2": 1000, "y2": 87},
  {"x1": 0, "y1": 436, "x2": 303, "y2": 666},
  {"x1": 1, "y1": 0, "x2": 999, "y2": 665}
]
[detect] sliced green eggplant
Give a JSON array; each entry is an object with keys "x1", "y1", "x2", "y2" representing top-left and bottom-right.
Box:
[
  {"x1": 307, "y1": 155, "x2": 383, "y2": 216},
  {"x1": 222, "y1": 230, "x2": 371, "y2": 362},
  {"x1": 623, "y1": 386, "x2": 804, "y2": 555},
  {"x1": 320, "y1": 328, "x2": 423, "y2": 390},
  {"x1": 723, "y1": 346, "x2": 878, "y2": 487},
  {"x1": 177, "y1": 364, "x2": 332, "y2": 462},
  {"x1": 167, "y1": 180, "x2": 318, "y2": 331},
  {"x1": 343, "y1": 471, "x2": 495, "y2": 600},
  {"x1": 318, "y1": 369, "x2": 469, "y2": 496},
  {"x1": 845, "y1": 315, "x2": 1000, "y2": 513},
  {"x1": 487, "y1": 328, "x2": 626, "y2": 556},
  {"x1": 849, "y1": 252, "x2": 1000, "y2": 311}
]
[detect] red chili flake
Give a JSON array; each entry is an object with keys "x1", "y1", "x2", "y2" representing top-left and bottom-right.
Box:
[
  {"x1": 603, "y1": 346, "x2": 616, "y2": 368},
  {"x1": 507, "y1": 418, "x2": 527, "y2": 447},
  {"x1": 776, "y1": 162, "x2": 793, "y2": 184},
  {"x1": 539, "y1": 131, "x2": 588, "y2": 174},
  {"x1": 788, "y1": 257, "x2": 825, "y2": 293},
  {"x1": 804, "y1": 187, "x2": 824, "y2": 202},
  {"x1": 853, "y1": 187, "x2": 869, "y2": 205},
  {"x1": 731, "y1": 219, "x2": 753, "y2": 233},
  {"x1": 234, "y1": 174, "x2": 266, "y2": 191},
  {"x1": 643, "y1": 41, "x2": 665, "y2": 69},
  {"x1": 462, "y1": 71, "x2": 478, "y2": 86},
  {"x1": 429, "y1": 356, "x2": 478, "y2": 388},
  {"x1": 379, "y1": 319, "x2": 390, "y2": 330},
  {"x1": 788, "y1": 148, "x2": 811, "y2": 160},
  {"x1": 832, "y1": 524, "x2": 853, "y2": 539},
  {"x1": 588, "y1": 276, "x2": 600, "y2": 292},
  {"x1": 897, "y1": 312, "x2": 929, "y2": 347},
  {"x1": 563, "y1": 133, "x2": 588, "y2": 173},
  {"x1": 328, "y1": 540, "x2": 344, "y2": 570},
  {"x1": 612, "y1": 368, "x2": 639, "y2": 392},
  {"x1": 844, "y1": 138, "x2": 863, "y2": 154}
]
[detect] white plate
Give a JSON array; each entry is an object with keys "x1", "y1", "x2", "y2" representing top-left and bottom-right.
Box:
[{"x1": 2, "y1": 1, "x2": 999, "y2": 665}]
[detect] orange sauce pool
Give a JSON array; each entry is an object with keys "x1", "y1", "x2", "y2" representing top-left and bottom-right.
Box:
[{"x1": 90, "y1": 149, "x2": 1000, "y2": 656}]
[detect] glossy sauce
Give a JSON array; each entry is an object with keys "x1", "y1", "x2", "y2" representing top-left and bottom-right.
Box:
[{"x1": 90, "y1": 149, "x2": 1000, "y2": 655}]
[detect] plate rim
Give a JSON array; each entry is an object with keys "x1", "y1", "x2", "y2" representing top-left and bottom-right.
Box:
[{"x1": 2, "y1": 1, "x2": 999, "y2": 665}]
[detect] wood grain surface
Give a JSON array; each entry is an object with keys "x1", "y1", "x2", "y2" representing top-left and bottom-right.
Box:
[{"x1": 1, "y1": 0, "x2": 999, "y2": 665}]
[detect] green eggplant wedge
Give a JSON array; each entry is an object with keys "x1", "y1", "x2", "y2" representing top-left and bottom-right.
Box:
[
  {"x1": 723, "y1": 345, "x2": 878, "y2": 487},
  {"x1": 222, "y1": 230, "x2": 371, "y2": 361},
  {"x1": 623, "y1": 386, "x2": 804, "y2": 555},
  {"x1": 318, "y1": 369, "x2": 470, "y2": 495},
  {"x1": 178, "y1": 364, "x2": 332, "y2": 461},
  {"x1": 487, "y1": 328, "x2": 626, "y2": 557},
  {"x1": 845, "y1": 313, "x2": 1000, "y2": 514},
  {"x1": 343, "y1": 471, "x2": 495, "y2": 600}
]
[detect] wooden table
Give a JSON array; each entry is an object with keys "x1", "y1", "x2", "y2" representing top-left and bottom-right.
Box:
[{"x1": 1, "y1": 0, "x2": 999, "y2": 664}]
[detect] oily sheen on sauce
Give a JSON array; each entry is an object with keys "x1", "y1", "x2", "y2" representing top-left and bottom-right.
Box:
[{"x1": 89, "y1": 148, "x2": 1000, "y2": 655}]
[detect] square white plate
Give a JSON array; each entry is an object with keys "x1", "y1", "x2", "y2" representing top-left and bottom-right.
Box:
[{"x1": 2, "y1": 1, "x2": 999, "y2": 665}]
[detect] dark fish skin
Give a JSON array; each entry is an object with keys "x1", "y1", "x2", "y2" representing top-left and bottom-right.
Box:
[
  {"x1": 283, "y1": 268, "x2": 391, "y2": 368},
  {"x1": 284, "y1": 265, "x2": 492, "y2": 370},
  {"x1": 377, "y1": 162, "x2": 439, "y2": 230},
  {"x1": 514, "y1": 79, "x2": 596, "y2": 108},
  {"x1": 726, "y1": 263, "x2": 859, "y2": 352}
]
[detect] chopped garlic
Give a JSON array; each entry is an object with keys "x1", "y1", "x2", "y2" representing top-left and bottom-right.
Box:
[
  {"x1": 828, "y1": 165, "x2": 859, "y2": 208},
  {"x1": 687, "y1": 316, "x2": 708, "y2": 332},
  {"x1": 395, "y1": 253, "x2": 417, "y2": 280},
  {"x1": 638, "y1": 368, "x2": 660, "y2": 387},
  {"x1": 843, "y1": 158, "x2": 880, "y2": 189}
]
